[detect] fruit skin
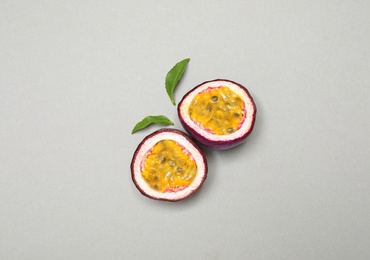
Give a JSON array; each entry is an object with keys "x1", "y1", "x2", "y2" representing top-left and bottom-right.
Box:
[
  {"x1": 131, "y1": 128, "x2": 208, "y2": 202},
  {"x1": 178, "y1": 79, "x2": 257, "y2": 150}
]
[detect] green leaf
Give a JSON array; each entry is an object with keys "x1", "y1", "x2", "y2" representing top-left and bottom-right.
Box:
[
  {"x1": 165, "y1": 58, "x2": 190, "y2": 105},
  {"x1": 131, "y1": 115, "x2": 174, "y2": 134}
]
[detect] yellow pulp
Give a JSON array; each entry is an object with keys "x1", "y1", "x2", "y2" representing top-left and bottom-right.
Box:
[
  {"x1": 141, "y1": 140, "x2": 197, "y2": 192},
  {"x1": 188, "y1": 86, "x2": 245, "y2": 135}
]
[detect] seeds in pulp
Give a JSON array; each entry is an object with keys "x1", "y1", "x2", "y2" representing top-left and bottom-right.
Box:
[
  {"x1": 141, "y1": 140, "x2": 197, "y2": 192},
  {"x1": 188, "y1": 86, "x2": 245, "y2": 135}
]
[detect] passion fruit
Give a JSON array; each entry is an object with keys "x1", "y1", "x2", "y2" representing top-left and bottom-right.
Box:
[
  {"x1": 131, "y1": 128, "x2": 207, "y2": 201},
  {"x1": 178, "y1": 79, "x2": 256, "y2": 150}
]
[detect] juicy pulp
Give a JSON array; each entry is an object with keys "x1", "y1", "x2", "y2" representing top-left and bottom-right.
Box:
[
  {"x1": 188, "y1": 86, "x2": 245, "y2": 135},
  {"x1": 141, "y1": 140, "x2": 197, "y2": 192}
]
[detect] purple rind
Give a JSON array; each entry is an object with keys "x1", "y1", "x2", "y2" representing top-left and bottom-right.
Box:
[
  {"x1": 130, "y1": 128, "x2": 208, "y2": 202},
  {"x1": 178, "y1": 79, "x2": 257, "y2": 150}
]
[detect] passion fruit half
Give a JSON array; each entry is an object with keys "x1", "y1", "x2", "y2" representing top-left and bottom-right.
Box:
[
  {"x1": 178, "y1": 79, "x2": 256, "y2": 150},
  {"x1": 131, "y1": 129, "x2": 207, "y2": 201}
]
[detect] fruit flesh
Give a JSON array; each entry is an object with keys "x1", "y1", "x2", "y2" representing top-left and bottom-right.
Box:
[
  {"x1": 141, "y1": 140, "x2": 197, "y2": 192},
  {"x1": 188, "y1": 86, "x2": 245, "y2": 135}
]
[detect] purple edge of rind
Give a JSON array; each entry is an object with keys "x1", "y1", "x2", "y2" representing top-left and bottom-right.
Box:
[
  {"x1": 130, "y1": 128, "x2": 208, "y2": 202},
  {"x1": 177, "y1": 79, "x2": 257, "y2": 150}
]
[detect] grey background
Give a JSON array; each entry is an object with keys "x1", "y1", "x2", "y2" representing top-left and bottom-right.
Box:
[{"x1": 1, "y1": 1, "x2": 370, "y2": 259}]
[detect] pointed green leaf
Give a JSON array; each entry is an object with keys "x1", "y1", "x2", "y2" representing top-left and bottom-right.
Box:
[
  {"x1": 165, "y1": 58, "x2": 190, "y2": 105},
  {"x1": 131, "y1": 115, "x2": 174, "y2": 134}
]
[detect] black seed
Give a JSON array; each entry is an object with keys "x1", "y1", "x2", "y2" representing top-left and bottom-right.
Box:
[
  {"x1": 211, "y1": 96, "x2": 218, "y2": 102},
  {"x1": 206, "y1": 104, "x2": 212, "y2": 111},
  {"x1": 160, "y1": 156, "x2": 166, "y2": 163},
  {"x1": 177, "y1": 167, "x2": 183, "y2": 172}
]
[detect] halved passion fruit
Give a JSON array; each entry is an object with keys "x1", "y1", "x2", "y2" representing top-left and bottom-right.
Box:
[
  {"x1": 178, "y1": 79, "x2": 256, "y2": 150},
  {"x1": 131, "y1": 129, "x2": 207, "y2": 201}
]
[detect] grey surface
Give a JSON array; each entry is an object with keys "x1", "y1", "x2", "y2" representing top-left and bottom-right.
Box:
[{"x1": 1, "y1": 1, "x2": 370, "y2": 259}]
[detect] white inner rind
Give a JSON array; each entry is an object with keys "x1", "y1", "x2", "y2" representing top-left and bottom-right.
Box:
[
  {"x1": 132, "y1": 131, "x2": 206, "y2": 200},
  {"x1": 179, "y1": 80, "x2": 255, "y2": 141}
]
